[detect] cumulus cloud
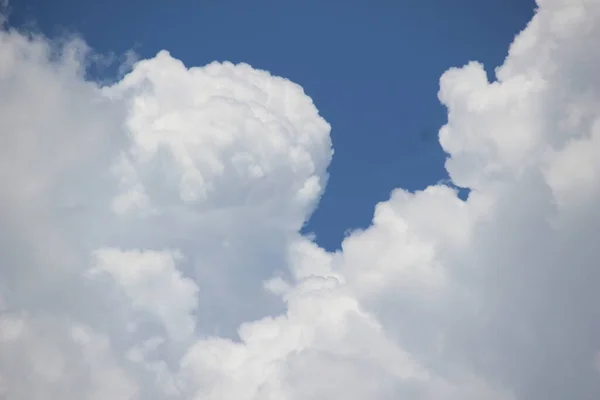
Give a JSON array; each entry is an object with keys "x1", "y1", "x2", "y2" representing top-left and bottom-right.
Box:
[
  {"x1": 2, "y1": 0, "x2": 600, "y2": 399},
  {"x1": 90, "y1": 248, "x2": 199, "y2": 342}
]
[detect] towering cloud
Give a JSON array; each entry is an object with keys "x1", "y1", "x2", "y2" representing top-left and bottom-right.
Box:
[{"x1": 1, "y1": 0, "x2": 600, "y2": 399}]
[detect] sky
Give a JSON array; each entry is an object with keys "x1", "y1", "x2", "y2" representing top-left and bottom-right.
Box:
[
  {"x1": 3, "y1": 1, "x2": 600, "y2": 400},
  {"x1": 6, "y1": 0, "x2": 535, "y2": 250}
]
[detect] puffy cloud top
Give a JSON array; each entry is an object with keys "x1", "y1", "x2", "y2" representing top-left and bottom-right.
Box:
[{"x1": 106, "y1": 51, "x2": 332, "y2": 226}]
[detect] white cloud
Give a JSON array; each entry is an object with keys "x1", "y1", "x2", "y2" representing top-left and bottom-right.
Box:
[
  {"x1": 2, "y1": 0, "x2": 600, "y2": 399},
  {"x1": 0, "y1": 314, "x2": 139, "y2": 400},
  {"x1": 90, "y1": 248, "x2": 199, "y2": 342},
  {"x1": 103, "y1": 50, "x2": 331, "y2": 226}
]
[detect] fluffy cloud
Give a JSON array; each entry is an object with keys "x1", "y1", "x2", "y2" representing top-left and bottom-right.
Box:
[
  {"x1": 90, "y1": 248, "x2": 199, "y2": 342},
  {"x1": 2, "y1": 0, "x2": 600, "y2": 399}
]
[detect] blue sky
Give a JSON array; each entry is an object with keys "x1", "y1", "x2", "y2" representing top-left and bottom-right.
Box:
[{"x1": 10, "y1": 0, "x2": 535, "y2": 250}]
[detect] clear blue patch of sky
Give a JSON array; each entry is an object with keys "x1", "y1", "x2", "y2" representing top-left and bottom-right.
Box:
[{"x1": 8, "y1": 0, "x2": 536, "y2": 251}]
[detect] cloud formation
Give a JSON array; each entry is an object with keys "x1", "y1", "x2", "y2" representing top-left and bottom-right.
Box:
[{"x1": 2, "y1": 0, "x2": 600, "y2": 399}]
